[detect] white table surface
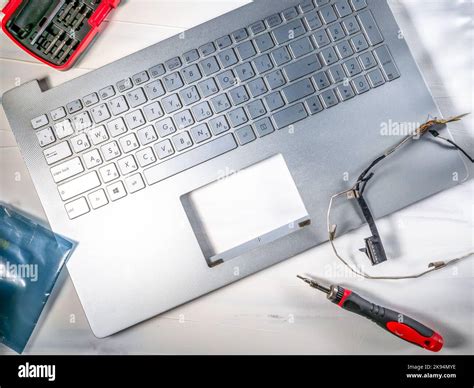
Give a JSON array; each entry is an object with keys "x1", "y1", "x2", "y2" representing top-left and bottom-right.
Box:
[{"x1": 0, "y1": 0, "x2": 473, "y2": 355}]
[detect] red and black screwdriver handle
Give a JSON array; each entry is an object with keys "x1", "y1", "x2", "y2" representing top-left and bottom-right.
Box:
[{"x1": 330, "y1": 286, "x2": 443, "y2": 352}]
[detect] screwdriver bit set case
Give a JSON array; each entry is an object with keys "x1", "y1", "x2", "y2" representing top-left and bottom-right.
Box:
[{"x1": 1, "y1": 0, "x2": 120, "y2": 70}]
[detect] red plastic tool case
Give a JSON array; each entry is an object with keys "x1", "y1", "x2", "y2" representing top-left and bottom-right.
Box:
[{"x1": 1, "y1": 0, "x2": 120, "y2": 70}]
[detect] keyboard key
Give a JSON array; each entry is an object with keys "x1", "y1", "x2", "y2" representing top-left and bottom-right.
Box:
[
  {"x1": 51, "y1": 157, "x2": 84, "y2": 183},
  {"x1": 304, "y1": 11, "x2": 323, "y2": 30},
  {"x1": 315, "y1": 0, "x2": 330, "y2": 7},
  {"x1": 357, "y1": 10, "x2": 383, "y2": 45},
  {"x1": 232, "y1": 28, "x2": 248, "y2": 42},
  {"x1": 284, "y1": 54, "x2": 321, "y2": 81},
  {"x1": 254, "y1": 33, "x2": 275, "y2": 53},
  {"x1": 154, "y1": 139, "x2": 175, "y2": 159},
  {"x1": 118, "y1": 155, "x2": 138, "y2": 175},
  {"x1": 342, "y1": 16, "x2": 360, "y2": 35},
  {"x1": 272, "y1": 103, "x2": 308, "y2": 130},
  {"x1": 145, "y1": 134, "x2": 237, "y2": 185},
  {"x1": 282, "y1": 78, "x2": 315, "y2": 104},
  {"x1": 229, "y1": 86, "x2": 250, "y2": 106},
  {"x1": 209, "y1": 116, "x2": 231, "y2": 136},
  {"x1": 183, "y1": 49, "x2": 200, "y2": 64},
  {"x1": 235, "y1": 125, "x2": 256, "y2": 145},
  {"x1": 249, "y1": 20, "x2": 266, "y2": 35},
  {"x1": 31, "y1": 114, "x2": 49, "y2": 129},
  {"x1": 88, "y1": 125, "x2": 109, "y2": 146},
  {"x1": 321, "y1": 89, "x2": 339, "y2": 108},
  {"x1": 58, "y1": 171, "x2": 100, "y2": 201},
  {"x1": 126, "y1": 88, "x2": 148, "y2": 108},
  {"x1": 352, "y1": 75, "x2": 370, "y2": 94},
  {"x1": 54, "y1": 119, "x2": 74, "y2": 139},
  {"x1": 351, "y1": 33, "x2": 369, "y2": 53},
  {"x1": 312, "y1": 29, "x2": 331, "y2": 48},
  {"x1": 319, "y1": 5, "x2": 337, "y2": 24},
  {"x1": 253, "y1": 54, "x2": 274, "y2": 74},
  {"x1": 211, "y1": 93, "x2": 231, "y2": 113},
  {"x1": 125, "y1": 174, "x2": 145, "y2": 194},
  {"x1": 227, "y1": 107, "x2": 248, "y2": 127},
  {"x1": 117, "y1": 78, "x2": 133, "y2": 93},
  {"x1": 335, "y1": 40, "x2": 354, "y2": 59},
  {"x1": 265, "y1": 69, "x2": 286, "y2": 90},
  {"x1": 299, "y1": 0, "x2": 315, "y2": 13},
  {"x1": 265, "y1": 14, "x2": 283, "y2": 28},
  {"x1": 336, "y1": 83, "x2": 355, "y2": 100},
  {"x1": 90, "y1": 103, "x2": 111, "y2": 124},
  {"x1": 215, "y1": 36, "x2": 231, "y2": 50},
  {"x1": 137, "y1": 125, "x2": 158, "y2": 146},
  {"x1": 165, "y1": 57, "x2": 182, "y2": 71},
  {"x1": 163, "y1": 72, "x2": 184, "y2": 92},
  {"x1": 235, "y1": 62, "x2": 256, "y2": 82},
  {"x1": 149, "y1": 64, "x2": 166, "y2": 78},
  {"x1": 72, "y1": 112, "x2": 93, "y2": 131},
  {"x1": 99, "y1": 85, "x2": 115, "y2": 100},
  {"x1": 312, "y1": 71, "x2": 331, "y2": 90},
  {"x1": 350, "y1": 0, "x2": 367, "y2": 11},
  {"x1": 100, "y1": 164, "x2": 119, "y2": 183},
  {"x1": 246, "y1": 99, "x2": 267, "y2": 119},
  {"x1": 320, "y1": 46, "x2": 338, "y2": 65},
  {"x1": 144, "y1": 80, "x2": 165, "y2": 100},
  {"x1": 192, "y1": 101, "x2": 213, "y2": 121},
  {"x1": 65, "y1": 197, "x2": 90, "y2": 219},
  {"x1": 70, "y1": 133, "x2": 91, "y2": 153},
  {"x1": 289, "y1": 36, "x2": 314, "y2": 58},
  {"x1": 359, "y1": 51, "x2": 377, "y2": 70},
  {"x1": 327, "y1": 22, "x2": 346, "y2": 42},
  {"x1": 305, "y1": 96, "x2": 324, "y2": 114},
  {"x1": 88, "y1": 189, "x2": 108, "y2": 210},
  {"x1": 282, "y1": 7, "x2": 299, "y2": 21},
  {"x1": 272, "y1": 19, "x2": 306, "y2": 44},
  {"x1": 328, "y1": 64, "x2": 345, "y2": 83},
  {"x1": 199, "y1": 57, "x2": 220, "y2": 76},
  {"x1": 108, "y1": 117, "x2": 128, "y2": 138},
  {"x1": 197, "y1": 78, "x2": 219, "y2": 98},
  {"x1": 253, "y1": 117, "x2": 275, "y2": 137},
  {"x1": 218, "y1": 49, "x2": 239, "y2": 68},
  {"x1": 334, "y1": 0, "x2": 352, "y2": 17},
  {"x1": 162, "y1": 94, "x2": 183, "y2": 114},
  {"x1": 181, "y1": 64, "x2": 202, "y2": 84},
  {"x1": 136, "y1": 147, "x2": 157, "y2": 167},
  {"x1": 83, "y1": 93, "x2": 99, "y2": 107},
  {"x1": 264, "y1": 92, "x2": 285, "y2": 111},
  {"x1": 107, "y1": 181, "x2": 127, "y2": 202},
  {"x1": 119, "y1": 133, "x2": 140, "y2": 153},
  {"x1": 343, "y1": 57, "x2": 362, "y2": 76},
  {"x1": 271, "y1": 46, "x2": 292, "y2": 66},
  {"x1": 374, "y1": 45, "x2": 400, "y2": 81},
  {"x1": 37, "y1": 127, "x2": 56, "y2": 147},
  {"x1": 143, "y1": 101, "x2": 164, "y2": 121},
  {"x1": 216, "y1": 71, "x2": 237, "y2": 90},
  {"x1": 66, "y1": 99, "x2": 83, "y2": 114},
  {"x1": 367, "y1": 68, "x2": 385, "y2": 87},
  {"x1": 109, "y1": 96, "x2": 129, "y2": 116},
  {"x1": 132, "y1": 71, "x2": 149, "y2": 85},
  {"x1": 190, "y1": 124, "x2": 212, "y2": 144},
  {"x1": 236, "y1": 41, "x2": 257, "y2": 60},
  {"x1": 50, "y1": 107, "x2": 66, "y2": 121},
  {"x1": 84, "y1": 149, "x2": 103, "y2": 169},
  {"x1": 247, "y1": 78, "x2": 268, "y2": 97},
  {"x1": 174, "y1": 110, "x2": 195, "y2": 129},
  {"x1": 101, "y1": 141, "x2": 121, "y2": 161},
  {"x1": 199, "y1": 42, "x2": 216, "y2": 56},
  {"x1": 44, "y1": 142, "x2": 72, "y2": 165}
]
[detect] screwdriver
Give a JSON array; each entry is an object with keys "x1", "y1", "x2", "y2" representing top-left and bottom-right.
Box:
[{"x1": 297, "y1": 276, "x2": 443, "y2": 352}]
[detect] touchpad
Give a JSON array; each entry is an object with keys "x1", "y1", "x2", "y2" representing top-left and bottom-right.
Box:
[{"x1": 181, "y1": 154, "x2": 310, "y2": 267}]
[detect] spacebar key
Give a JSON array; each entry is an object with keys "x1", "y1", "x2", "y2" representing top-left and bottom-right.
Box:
[
  {"x1": 145, "y1": 134, "x2": 238, "y2": 185},
  {"x1": 272, "y1": 103, "x2": 308, "y2": 130}
]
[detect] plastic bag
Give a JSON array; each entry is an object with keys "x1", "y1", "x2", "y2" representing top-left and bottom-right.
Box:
[{"x1": 0, "y1": 204, "x2": 73, "y2": 353}]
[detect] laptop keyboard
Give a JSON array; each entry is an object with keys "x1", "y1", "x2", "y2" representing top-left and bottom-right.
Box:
[{"x1": 31, "y1": 0, "x2": 401, "y2": 220}]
